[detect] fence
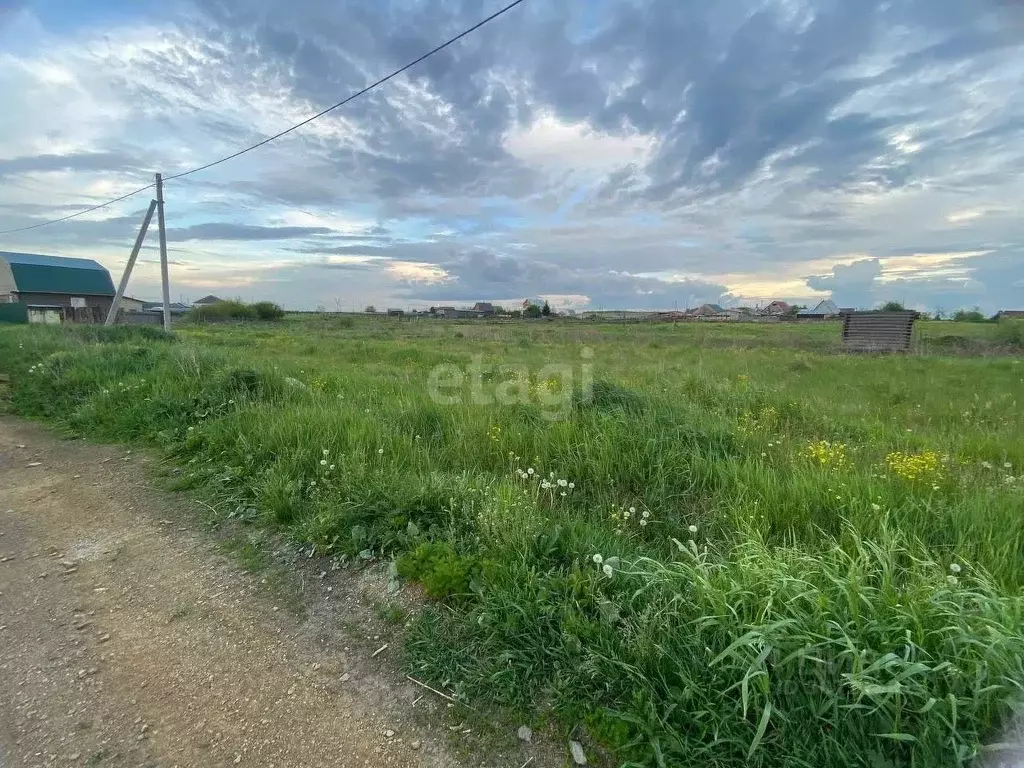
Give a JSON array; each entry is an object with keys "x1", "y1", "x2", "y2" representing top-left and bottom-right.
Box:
[
  {"x1": 842, "y1": 311, "x2": 917, "y2": 352},
  {"x1": 0, "y1": 302, "x2": 28, "y2": 324}
]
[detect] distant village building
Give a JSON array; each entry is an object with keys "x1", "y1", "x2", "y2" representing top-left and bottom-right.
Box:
[
  {"x1": 798, "y1": 299, "x2": 840, "y2": 319},
  {"x1": 386, "y1": 308, "x2": 404, "y2": 316},
  {"x1": 998, "y1": 310, "x2": 1024, "y2": 320},
  {"x1": 120, "y1": 296, "x2": 146, "y2": 313},
  {"x1": 192, "y1": 294, "x2": 225, "y2": 307},
  {"x1": 472, "y1": 302, "x2": 495, "y2": 316},
  {"x1": 761, "y1": 300, "x2": 792, "y2": 316},
  {"x1": 687, "y1": 303, "x2": 727, "y2": 318},
  {"x1": 0, "y1": 251, "x2": 115, "y2": 324},
  {"x1": 143, "y1": 301, "x2": 191, "y2": 315}
]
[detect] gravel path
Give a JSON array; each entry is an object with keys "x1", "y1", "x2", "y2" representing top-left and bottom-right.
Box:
[{"x1": 0, "y1": 417, "x2": 511, "y2": 768}]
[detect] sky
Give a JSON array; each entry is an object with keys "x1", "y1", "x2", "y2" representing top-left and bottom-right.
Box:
[{"x1": 1, "y1": 0, "x2": 1023, "y2": 313}]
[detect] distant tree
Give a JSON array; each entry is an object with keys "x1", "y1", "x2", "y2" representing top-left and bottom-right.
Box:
[
  {"x1": 881, "y1": 301, "x2": 905, "y2": 311},
  {"x1": 541, "y1": 300, "x2": 552, "y2": 317},
  {"x1": 789, "y1": 304, "x2": 806, "y2": 315},
  {"x1": 934, "y1": 307, "x2": 946, "y2": 320},
  {"x1": 952, "y1": 308, "x2": 987, "y2": 323},
  {"x1": 524, "y1": 303, "x2": 542, "y2": 318},
  {"x1": 364, "y1": 305, "x2": 376, "y2": 314},
  {"x1": 492, "y1": 304, "x2": 507, "y2": 315},
  {"x1": 509, "y1": 309, "x2": 523, "y2": 319}
]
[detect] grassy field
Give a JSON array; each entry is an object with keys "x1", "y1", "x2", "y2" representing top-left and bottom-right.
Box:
[{"x1": 2, "y1": 316, "x2": 1023, "y2": 767}]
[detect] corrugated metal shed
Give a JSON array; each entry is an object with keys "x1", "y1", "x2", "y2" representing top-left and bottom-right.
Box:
[
  {"x1": 842, "y1": 311, "x2": 917, "y2": 352},
  {"x1": 0, "y1": 252, "x2": 115, "y2": 296}
]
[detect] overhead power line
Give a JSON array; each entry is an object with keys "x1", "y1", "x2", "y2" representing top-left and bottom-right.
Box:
[
  {"x1": 0, "y1": 183, "x2": 157, "y2": 235},
  {"x1": 0, "y1": 0, "x2": 527, "y2": 236}
]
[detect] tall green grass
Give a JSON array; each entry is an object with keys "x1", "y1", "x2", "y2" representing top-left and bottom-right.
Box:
[{"x1": 1, "y1": 321, "x2": 1022, "y2": 767}]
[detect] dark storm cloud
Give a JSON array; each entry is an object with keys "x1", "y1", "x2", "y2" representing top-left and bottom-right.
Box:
[{"x1": 165, "y1": 223, "x2": 334, "y2": 241}]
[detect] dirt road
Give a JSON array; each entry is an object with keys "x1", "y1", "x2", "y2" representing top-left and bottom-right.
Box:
[{"x1": 0, "y1": 418, "x2": 529, "y2": 768}]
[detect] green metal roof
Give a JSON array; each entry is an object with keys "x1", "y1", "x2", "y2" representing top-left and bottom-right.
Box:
[{"x1": 0, "y1": 251, "x2": 115, "y2": 296}]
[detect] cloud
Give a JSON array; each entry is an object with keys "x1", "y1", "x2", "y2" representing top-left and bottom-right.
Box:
[
  {"x1": 0, "y1": 0, "x2": 1021, "y2": 311},
  {"x1": 165, "y1": 223, "x2": 334, "y2": 241}
]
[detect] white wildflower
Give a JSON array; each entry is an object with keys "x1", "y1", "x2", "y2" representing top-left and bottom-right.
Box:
[
  {"x1": 639, "y1": 519, "x2": 648, "y2": 527},
  {"x1": 378, "y1": 448, "x2": 384, "y2": 455},
  {"x1": 641, "y1": 510, "x2": 650, "y2": 519},
  {"x1": 592, "y1": 554, "x2": 603, "y2": 564},
  {"x1": 527, "y1": 468, "x2": 535, "y2": 475},
  {"x1": 568, "y1": 482, "x2": 575, "y2": 489},
  {"x1": 320, "y1": 459, "x2": 327, "y2": 466},
  {"x1": 329, "y1": 464, "x2": 336, "y2": 471},
  {"x1": 323, "y1": 449, "x2": 330, "y2": 456},
  {"x1": 688, "y1": 524, "x2": 698, "y2": 534},
  {"x1": 602, "y1": 564, "x2": 613, "y2": 577},
  {"x1": 871, "y1": 503, "x2": 881, "y2": 511},
  {"x1": 628, "y1": 506, "x2": 636, "y2": 515},
  {"x1": 949, "y1": 562, "x2": 961, "y2": 575},
  {"x1": 981, "y1": 461, "x2": 993, "y2": 470},
  {"x1": 560, "y1": 492, "x2": 567, "y2": 497},
  {"x1": 947, "y1": 575, "x2": 958, "y2": 585},
  {"x1": 1005, "y1": 462, "x2": 1013, "y2": 469},
  {"x1": 558, "y1": 479, "x2": 568, "y2": 487}
]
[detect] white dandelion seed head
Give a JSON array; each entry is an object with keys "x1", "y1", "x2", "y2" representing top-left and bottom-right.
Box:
[
  {"x1": 527, "y1": 468, "x2": 535, "y2": 475},
  {"x1": 560, "y1": 491, "x2": 567, "y2": 497},
  {"x1": 329, "y1": 464, "x2": 336, "y2": 470},
  {"x1": 629, "y1": 506, "x2": 636, "y2": 514},
  {"x1": 378, "y1": 448, "x2": 384, "y2": 454},
  {"x1": 592, "y1": 554, "x2": 603, "y2": 564},
  {"x1": 688, "y1": 525, "x2": 698, "y2": 534},
  {"x1": 568, "y1": 482, "x2": 575, "y2": 489},
  {"x1": 639, "y1": 519, "x2": 648, "y2": 527},
  {"x1": 602, "y1": 564, "x2": 614, "y2": 577},
  {"x1": 1005, "y1": 462, "x2": 1013, "y2": 469},
  {"x1": 320, "y1": 459, "x2": 327, "y2": 466},
  {"x1": 642, "y1": 510, "x2": 650, "y2": 519},
  {"x1": 558, "y1": 479, "x2": 568, "y2": 487},
  {"x1": 949, "y1": 563, "x2": 961, "y2": 574},
  {"x1": 871, "y1": 503, "x2": 881, "y2": 512},
  {"x1": 323, "y1": 449, "x2": 330, "y2": 456},
  {"x1": 947, "y1": 575, "x2": 958, "y2": 585}
]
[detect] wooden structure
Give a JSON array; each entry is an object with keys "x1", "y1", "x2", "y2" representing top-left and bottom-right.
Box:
[{"x1": 842, "y1": 310, "x2": 916, "y2": 352}]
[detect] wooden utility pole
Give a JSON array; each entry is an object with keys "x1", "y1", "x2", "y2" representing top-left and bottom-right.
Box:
[
  {"x1": 156, "y1": 173, "x2": 172, "y2": 332},
  {"x1": 105, "y1": 199, "x2": 157, "y2": 326}
]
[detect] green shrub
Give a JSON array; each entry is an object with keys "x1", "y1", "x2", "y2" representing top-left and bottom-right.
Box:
[
  {"x1": 397, "y1": 541, "x2": 476, "y2": 599},
  {"x1": 189, "y1": 300, "x2": 255, "y2": 322},
  {"x1": 251, "y1": 301, "x2": 285, "y2": 321}
]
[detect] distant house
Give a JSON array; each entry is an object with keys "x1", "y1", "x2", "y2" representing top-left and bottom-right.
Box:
[
  {"x1": 192, "y1": 294, "x2": 224, "y2": 307},
  {"x1": 472, "y1": 302, "x2": 495, "y2": 316},
  {"x1": 798, "y1": 299, "x2": 840, "y2": 319},
  {"x1": 120, "y1": 296, "x2": 147, "y2": 313},
  {"x1": 431, "y1": 306, "x2": 458, "y2": 319},
  {"x1": 688, "y1": 303, "x2": 726, "y2": 317},
  {"x1": 0, "y1": 251, "x2": 115, "y2": 324},
  {"x1": 143, "y1": 301, "x2": 190, "y2": 316},
  {"x1": 761, "y1": 300, "x2": 792, "y2": 316},
  {"x1": 386, "y1": 308, "x2": 404, "y2": 316},
  {"x1": 998, "y1": 310, "x2": 1024, "y2": 320},
  {"x1": 521, "y1": 298, "x2": 543, "y2": 310}
]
